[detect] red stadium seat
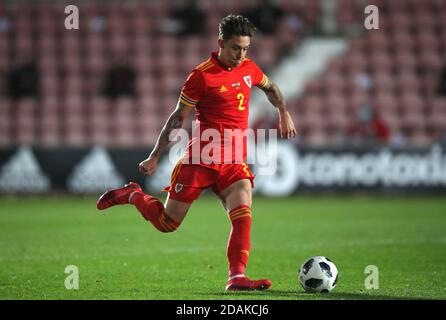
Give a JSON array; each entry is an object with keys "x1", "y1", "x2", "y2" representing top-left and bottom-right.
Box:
[
  {"x1": 13, "y1": 35, "x2": 33, "y2": 53},
  {"x1": 396, "y1": 71, "x2": 421, "y2": 93},
  {"x1": 387, "y1": 0, "x2": 410, "y2": 14},
  {"x1": 136, "y1": 76, "x2": 156, "y2": 97},
  {"x1": 325, "y1": 93, "x2": 348, "y2": 114},
  {"x1": 305, "y1": 129, "x2": 327, "y2": 146},
  {"x1": 366, "y1": 32, "x2": 389, "y2": 52},
  {"x1": 40, "y1": 126, "x2": 60, "y2": 146},
  {"x1": 14, "y1": 111, "x2": 36, "y2": 145},
  {"x1": 394, "y1": 50, "x2": 417, "y2": 71},
  {"x1": 414, "y1": 12, "x2": 438, "y2": 31},
  {"x1": 408, "y1": 129, "x2": 431, "y2": 146},
  {"x1": 303, "y1": 79, "x2": 322, "y2": 95},
  {"x1": 6, "y1": 0, "x2": 443, "y2": 147},
  {"x1": 388, "y1": 12, "x2": 412, "y2": 32},
  {"x1": 373, "y1": 71, "x2": 396, "y2": 94},
  {"x1": 159, "y1": 74, "x2": 183, "y2": 97},
  {"x1": 400, "y1": 109, "x2": 426, "y2": 132},
  {"x1": 137, "y1": 95, "x2": 159, "y2": 115},
  {"x1": 62, "y1": 95, "x2": 84, "y2": 117},
  {"x1": 38, "y1": 113, "x2": 60, "y2": 142},
  {"x1": 400, "y1": 92, "x2": 425, "y2": 114},
  {"x1": 373, "y1": 92, "x2": 399, "y2": 114},
  {"x1": 369, "y1": 51, "x2": 392, "y2": 72},
  {"x1": 391, "y1": 31, "x2": 414, "y2": 52},
  {"x1": 415, "y1": 32, "x2": 440, "y2": 53},
  {"x1": 134, "y1": 53, "x2": 155, "y2": 74},
  {"x1": 62, "y1": 34, "x2": 81, "y2": 54},
  {"x1": 418, "y1": 50, "x2": 443, "y2": 70},
  {"x1": 344, "y1": 52, "x2": 368, "y2": 72},
  {"x1": 302, "y1": 95, "x2": 324, "y2": 114},
  {"x1": 347, "y1": 37, "x2": 365, "y2": 53},
  {"x1": 39, "y1": 95, "x2": 60, "y2": 115},
  {"x1": 87, "y1": 111, "x2": 111, "y2": 146},
  {"x1": 323, "y1": 71, "x2": 345, "y2": 94},
  {"x1": 349, "y1": 91, "x2": 371, "y2": 111},
  {"x1": 84, "y1": 54, "x2": 107, "y2": 75},
  {"x1": 107, "y1": 33, "x2": 128, "y2": 56},
  {"x1": 84, "y1": 35, "x2": 104, "y2": 54},
  {"x1": 37, "y1": 35, "x2": 57, "y2": 56},
  {"x1": 0, "y1": 116, "x2": 11, "y2": 146},
  {"x1": 89, "y1": 96, "x2": 110, "y2": 116},
  {"x1": 157, "y1": 53, "x2": 179, "y2": 75},
  {"x1": 63, "y1": 75, "x2": 83, "y2": 96},
  {"x1": 327, "y1": 110, "x2": 350, "y2": 131}
]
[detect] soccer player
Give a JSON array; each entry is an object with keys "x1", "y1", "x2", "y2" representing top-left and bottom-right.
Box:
[{"x1": 97, "y1": 14, "x2": 296, "y2": 291}]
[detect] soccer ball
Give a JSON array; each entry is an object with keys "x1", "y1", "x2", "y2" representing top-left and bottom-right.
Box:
[{"x1": 298, "y1": 256, "x2": 338, "y2": 293}]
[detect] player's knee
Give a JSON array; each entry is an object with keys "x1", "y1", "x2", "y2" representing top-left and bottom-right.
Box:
[{"x1": 235, "y1": 187, "x2": 252, "y2": 206}]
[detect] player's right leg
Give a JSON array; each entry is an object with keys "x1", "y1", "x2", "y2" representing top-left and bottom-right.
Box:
[
  {"x1": 96, "y1": 182, "x2": 142, "y2": 210},
  {"x1": 129, "y1": 189, "x2": 191, "y2": 232},
  {"x1": 96, "y1": 182, "x2": 190, "y2": 233},
  {"x1": 97, "y1": 163, "x2": 209, "y2": 232}
]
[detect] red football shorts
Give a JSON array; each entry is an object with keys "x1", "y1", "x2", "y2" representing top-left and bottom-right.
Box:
[{"x1": 163, "y1": 161, "x2": 255, "y2": 204}]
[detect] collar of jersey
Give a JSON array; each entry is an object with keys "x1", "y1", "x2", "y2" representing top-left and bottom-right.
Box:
[{"x1": 211, "y1": 51, "x2": 246, "y2": 71}]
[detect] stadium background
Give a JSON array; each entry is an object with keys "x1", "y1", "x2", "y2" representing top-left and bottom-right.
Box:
[{"x1": 0, "y1": 0, "x2": 445, "y2": 300}]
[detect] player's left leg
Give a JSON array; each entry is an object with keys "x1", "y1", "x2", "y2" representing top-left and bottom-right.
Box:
[{"x1": 217, "y1": 177, "x2": 272, "y2": 291}]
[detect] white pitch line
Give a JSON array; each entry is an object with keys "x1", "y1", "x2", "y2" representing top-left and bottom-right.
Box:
[
  {"x1": 0, "y1": 238, "x2": 444, "y2": 263},
  {"x1": 0, "y1": 247, "x2": 221, "y2": 262}
]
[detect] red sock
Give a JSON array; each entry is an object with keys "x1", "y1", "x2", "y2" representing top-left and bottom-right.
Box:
[
  {"x1": 227, "y1": 205, "x2": 252, "y2": 277},
  {"x1": 130, "y1": 192, "x2": 180, "y2": 233}
]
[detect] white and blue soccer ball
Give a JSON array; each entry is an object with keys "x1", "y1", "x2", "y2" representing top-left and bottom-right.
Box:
[{"x1": 299, "y1": 256, "x2": 339, "y2": 293}]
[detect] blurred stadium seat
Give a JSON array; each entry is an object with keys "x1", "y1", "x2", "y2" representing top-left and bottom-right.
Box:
[
  {"x1": 287, "y1": 0, "x2": 446, "y2": 146},
  {"x1": 1, "y1": 0, "x2": 444, "y2": 147}
]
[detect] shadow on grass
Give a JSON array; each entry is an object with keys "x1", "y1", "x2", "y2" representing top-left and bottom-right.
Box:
[{"x1": 195, "y1": 290, "x2": 427, "y2": 300}]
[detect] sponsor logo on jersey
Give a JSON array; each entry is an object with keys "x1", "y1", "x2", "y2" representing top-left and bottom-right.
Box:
[{"x1": 219, "y1": 85, "x2": 228, "y2": 92}]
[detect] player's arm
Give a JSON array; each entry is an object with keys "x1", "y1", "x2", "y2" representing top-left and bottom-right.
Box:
[
  {"x1": 138, "y1": 101, "x2": 192, "y2": 175},
  {"x1": 259, "y1": 79, "x2": 296, "y2": 139}
]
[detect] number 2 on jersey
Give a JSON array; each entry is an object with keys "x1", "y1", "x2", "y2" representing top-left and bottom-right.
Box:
[{"x1": 237, "y1": 93, "x2": 245, "y2": 111}]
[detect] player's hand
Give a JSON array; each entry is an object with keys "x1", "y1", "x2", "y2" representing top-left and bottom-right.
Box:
[
  {"x1": 279, "y1": 111, "x2": 297, "y2": 139},
  {"x1": 138, "y1": 156, "x2": 158, "y2": 176}
]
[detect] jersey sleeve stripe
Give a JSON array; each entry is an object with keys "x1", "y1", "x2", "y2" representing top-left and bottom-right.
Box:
[
  {"x1": 179, "y1": 97, "x2": 196, "y2": 108},
  {"x1": 179, "y1": 92, "x2": 198, "y2": 107},
  {"x1": 181, "y1": 92, "x2": 199, "y2": 103},
  {"x1": 259, "y1": 74, "x2": 269, "y2": 88}
]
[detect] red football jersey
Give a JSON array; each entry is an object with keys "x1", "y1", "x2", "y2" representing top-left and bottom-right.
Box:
[{"x1": 179, "y1": 51, "x2": 269, "y2": 165}]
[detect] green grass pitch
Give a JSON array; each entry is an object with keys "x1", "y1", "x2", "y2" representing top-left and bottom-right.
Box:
[{"x1": 0, "y1": 194, "x2": 445, "y2": 300}]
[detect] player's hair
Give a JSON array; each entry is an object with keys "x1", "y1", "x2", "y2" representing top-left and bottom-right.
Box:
[{"x1": 218, "y1": 14, "x2": 256, "y2": 40}]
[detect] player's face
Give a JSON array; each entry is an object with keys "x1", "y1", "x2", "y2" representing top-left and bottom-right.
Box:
[{"x1": 219, "y1": 36, "x2": 251, "y2": 67}]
